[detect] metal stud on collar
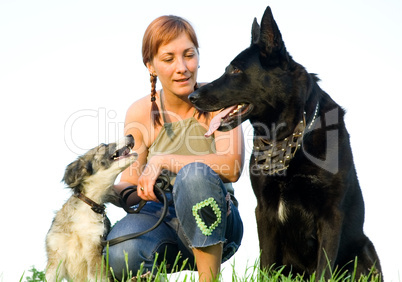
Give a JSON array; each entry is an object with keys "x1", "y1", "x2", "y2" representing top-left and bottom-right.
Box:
[{"x1": 253, "y1": 102, "x2": 319, "y2": 175}]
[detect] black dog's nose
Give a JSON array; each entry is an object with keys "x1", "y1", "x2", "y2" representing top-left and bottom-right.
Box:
[{"x1": 188, "y1": 91, "x2": 199, "y2": 104}]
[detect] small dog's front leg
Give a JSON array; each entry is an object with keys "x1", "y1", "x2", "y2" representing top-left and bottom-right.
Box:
[
  {"x1": 45, "y1": 261, "x2": 65, "y2": 282},
  {"x1": 87, "y1": 257, "x2": 109, "y2": 282}
]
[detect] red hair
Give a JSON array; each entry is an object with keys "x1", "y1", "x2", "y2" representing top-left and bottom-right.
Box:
[
  {"x1": 142, "y1": 15, "x2": 200, "y2": 126},
  {"x1": 142, "y1": 15, "x2": 199, "y2": 66}
]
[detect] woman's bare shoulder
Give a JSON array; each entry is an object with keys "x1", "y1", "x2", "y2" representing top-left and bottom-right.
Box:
[
  {"x1": 125, "y1": 92, "x2": 162, "y2": 148},
  {"x1": 126, "y1": 94, "x2": 153, "y2": 122}
]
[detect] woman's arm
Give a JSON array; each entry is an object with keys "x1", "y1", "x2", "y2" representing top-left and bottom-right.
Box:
[
  {"x1": 116, "y1": 94, "x2": 245, "y2": 202},
  {"x1": 114, "y1": 96, "x2": 153, "y2": 205},
  {"x1": 138, "y1": 124, "x2": 245, "y2": 201}
]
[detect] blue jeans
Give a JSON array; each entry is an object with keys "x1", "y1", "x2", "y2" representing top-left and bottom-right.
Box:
[{"x1": 105, "y1": 162, "x2": 243, "y2": 279}]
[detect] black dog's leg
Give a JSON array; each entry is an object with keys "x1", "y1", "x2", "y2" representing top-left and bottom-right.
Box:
[
  {"x1": 354, "y1": 239, "x2": 382, "y2": 278},
  {"x1": 316, "y1": 214, "x2": 343, "y2": 279},
  {"x1": 255, "y1": 207, "x2": 280, "y2": 271}
]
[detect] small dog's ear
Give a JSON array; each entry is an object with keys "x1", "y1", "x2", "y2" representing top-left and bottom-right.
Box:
[{"x1": 62, "y1": 158, "x2": 92, "y2": 188}]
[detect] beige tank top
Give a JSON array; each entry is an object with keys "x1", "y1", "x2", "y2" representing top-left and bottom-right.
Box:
[{"x1": 147, "y1": 92, "x2": 234, "y2": 195}]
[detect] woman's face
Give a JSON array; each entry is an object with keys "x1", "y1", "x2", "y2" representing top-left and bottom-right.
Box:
[{"x1": 147, "y1": 32, "x2": 199, "y2": 98}]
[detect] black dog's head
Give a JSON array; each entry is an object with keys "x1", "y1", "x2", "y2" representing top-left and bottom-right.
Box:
[
  {"x1": 63, "y1": 135, "x2": 137, "y2": 194},
  {"x1": 189, "y1": 6, "x2": 313, "y2": 139}
]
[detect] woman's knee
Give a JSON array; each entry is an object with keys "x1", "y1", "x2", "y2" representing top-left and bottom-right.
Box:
[
  {"x1": 175, "y1": 162, "x2": 219, "y2": 190},
  {"x1": 173, "y1": 162, "x2": 227, "y2": 212}
]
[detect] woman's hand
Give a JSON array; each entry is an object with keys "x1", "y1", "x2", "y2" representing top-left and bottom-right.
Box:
[{"x1": 137, "y1": 156, "x2": 164, "y2": 202}]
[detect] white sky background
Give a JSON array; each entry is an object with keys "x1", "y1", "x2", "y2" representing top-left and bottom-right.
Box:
[{"x1": 1, "y1": 0, "x2": 401, "y2": 281}]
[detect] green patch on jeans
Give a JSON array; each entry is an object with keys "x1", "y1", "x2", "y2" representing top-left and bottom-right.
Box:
[{"x1": 192, "y1": 197, "x2": 222, "y2": 236}]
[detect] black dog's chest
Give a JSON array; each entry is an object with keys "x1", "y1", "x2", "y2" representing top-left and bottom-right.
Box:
[{"x1": 250, "y1": 166, "x2": 325, "y2": 224}]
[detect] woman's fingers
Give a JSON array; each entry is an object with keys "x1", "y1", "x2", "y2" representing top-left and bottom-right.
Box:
[
  {"x1": 138, "y1": 178, "x2": 158, "y2": 202},
  {"x1": 138, "y1": 157, "x2": 163, "y2": 202}
]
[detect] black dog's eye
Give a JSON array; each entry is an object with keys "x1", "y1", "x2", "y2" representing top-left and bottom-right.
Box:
[{"x1": 231, "y1": 66, "x2": 242, "y2": 74}]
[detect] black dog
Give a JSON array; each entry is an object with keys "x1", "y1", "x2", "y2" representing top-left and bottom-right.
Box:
[{"x1": 190, "y1": 6, "x2": 382, "y2": 279}]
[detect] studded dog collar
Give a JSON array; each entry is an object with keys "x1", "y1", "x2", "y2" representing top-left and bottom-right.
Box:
[{"x1": 253, "y1": 103, "x2": 319, "y2": 175}]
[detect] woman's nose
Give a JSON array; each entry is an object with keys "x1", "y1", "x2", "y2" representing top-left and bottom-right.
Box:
[{"x1": 175, "y1": 57, "x2": 187, "y2": 73}]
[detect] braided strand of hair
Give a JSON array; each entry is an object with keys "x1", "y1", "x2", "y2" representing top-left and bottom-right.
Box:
[{"x1": 150, "y1": 74, "x2": 162, "y2": 126}]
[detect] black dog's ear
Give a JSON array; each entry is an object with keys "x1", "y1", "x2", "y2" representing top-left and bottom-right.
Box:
[
  {"x1": 251, "y1": 17, "x2": 260, "y2": 44},
  {"x1": 62, "y1": 158, "x2": 92, "y2": 189},
  {"x1": 258, "y1": 6, "x2": 289, "y2": 65}
]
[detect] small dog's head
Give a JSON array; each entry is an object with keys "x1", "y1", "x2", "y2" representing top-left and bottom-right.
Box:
[{"x1": 63, "y1": 135, "x2": 137, "y2": 194}]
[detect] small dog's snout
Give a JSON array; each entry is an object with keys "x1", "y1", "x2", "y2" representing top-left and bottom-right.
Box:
[{"x1": 126, "y1": 134, "x2": 134, "y2": 145}]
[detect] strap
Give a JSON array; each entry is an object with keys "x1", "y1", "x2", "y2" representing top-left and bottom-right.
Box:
[
  {"x1": 159, "y1": 89, "x2": 168, "y2": 124},
  {"x1": 119, "y1": 186, "x2": 147, "y2": 214},
  {"x1": 103, "y1": 184, "x2": 168, "y2": 247},
  {"x1": 103, "y1": 174, "x2": 172, "y2": 247},
  {"x1": 74, "y1": 192, "x2": 105, "y2": 215}
]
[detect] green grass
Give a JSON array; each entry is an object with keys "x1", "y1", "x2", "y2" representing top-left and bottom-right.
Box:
[{"x1": 21, "y1": 250, "x2": 382, "y2": 282}]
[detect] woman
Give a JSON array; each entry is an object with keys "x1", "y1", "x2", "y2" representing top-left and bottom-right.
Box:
[{"x1": 107, "y1": 15, "x2": 244, "y2": 281}]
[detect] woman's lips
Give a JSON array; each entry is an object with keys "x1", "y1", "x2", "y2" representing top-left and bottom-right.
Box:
[{"x1": 174, "y1": 77, "x2": 190, "y2": 83}]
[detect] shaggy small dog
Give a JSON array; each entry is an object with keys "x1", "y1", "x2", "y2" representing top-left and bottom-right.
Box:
[{"x1": 45, "y1": 135, "x2": 137, "y2": 282}]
